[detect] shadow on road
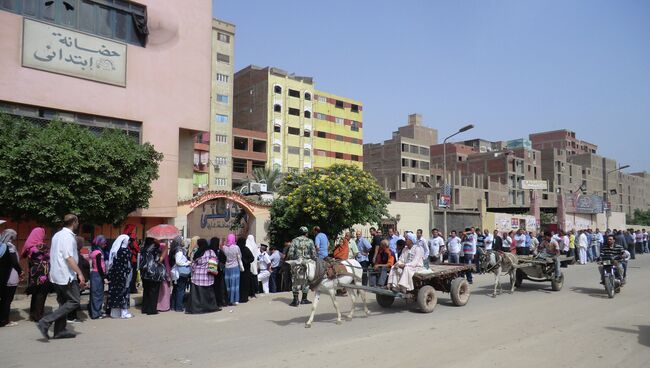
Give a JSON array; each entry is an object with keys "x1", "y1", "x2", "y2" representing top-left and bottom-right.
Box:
[
  {"x1": 606, "y1": 325, "x2": 650, "y2": 347},
  {"x1": 569, "y1": 286, "x2": 609, "y2": 299},
  {"x1": 471, "y1": 284, "x2": 551, "y2": 297}
]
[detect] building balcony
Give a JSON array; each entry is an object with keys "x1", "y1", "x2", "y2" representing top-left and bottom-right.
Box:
[
  {"x1": 193, "y1": 163, "x2": 209, "y2": 173},
  {"x1": 233, "y1": 148, "x2": 267, "y2": 161},
  {"x1": 194, "y1": 142, "x2": 210, "y2": 151}
]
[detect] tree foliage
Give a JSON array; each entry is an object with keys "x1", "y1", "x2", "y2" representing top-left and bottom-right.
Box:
[
  {"x1": 0, "y1": 115, "x2": 163, "y2": 226},
  {"x1": 630, "y1": 209, "x2": 650, "y2": 226},
  {"x1": 268, "y1": 164, "x2": 390, "y2": 245},
  {"x1": 238, "y1": 167, "x2": 283, "y2": 193}
]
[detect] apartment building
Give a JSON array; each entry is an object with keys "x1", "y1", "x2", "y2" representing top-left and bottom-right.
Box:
[
  {"x1": 530, "y1": 129, "x2": 597, "y2": 155},
  {"x1": 363, "y1": 114, "x2": 437, "y2": 196},
  {"x1": 232, "y1": 65, "x2": 362, "y2": 183}
]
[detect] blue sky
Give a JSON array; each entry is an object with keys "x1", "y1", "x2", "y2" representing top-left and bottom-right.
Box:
[{"x1": 214, "y1": 0, "x2": 650, "y2": 172}]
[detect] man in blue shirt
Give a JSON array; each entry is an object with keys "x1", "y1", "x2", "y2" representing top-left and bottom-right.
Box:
[
  {"x1": 313, "y1": 226, "x2": 329, "y2": 260},
  {"x1": 355, "y1": 230, "x2": 372, "y2": 285},
  {"x1": 387, "y1": 228, "x2": 399, "y2": 255}
]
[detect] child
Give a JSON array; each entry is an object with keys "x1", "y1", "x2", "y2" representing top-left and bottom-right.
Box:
[{"x1": 89, "y1": 236, "x2": 109, "y2": 319}]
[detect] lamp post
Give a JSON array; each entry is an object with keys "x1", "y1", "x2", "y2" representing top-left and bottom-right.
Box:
[
  {"x1": 604, "y1": 164, "x2": 629, "y2": 230},
  {"x1": 442, "y1": 124, "x2": 474, "y2": 237}
]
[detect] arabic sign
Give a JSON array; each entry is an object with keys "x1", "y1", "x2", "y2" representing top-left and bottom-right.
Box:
[
  {"x1": 22, "y1": 19, "x2": 126, "y2": 87},
  {"x1": 568, "y1": 194, "x2": 604, "y2": 214},
  {"x1": 521, "y1": 180, "x2": 548, "y2": 190},
  {"x1": 187, "y1": 198, "x2": 251, "y2": 240}
]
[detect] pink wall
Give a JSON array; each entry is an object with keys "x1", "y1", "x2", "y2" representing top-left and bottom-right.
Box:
[{"x1": 0, "y1": 1, "x2": 213, "y2": 218}]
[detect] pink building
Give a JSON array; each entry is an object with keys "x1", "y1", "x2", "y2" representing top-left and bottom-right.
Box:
[{"x1": 0, "y1": 1, "x2": 213, "y2": 226}]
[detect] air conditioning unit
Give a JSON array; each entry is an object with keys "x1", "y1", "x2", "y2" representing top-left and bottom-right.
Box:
[{"x1": 249, "y1": 182, "x2": 268, "y2": 193}]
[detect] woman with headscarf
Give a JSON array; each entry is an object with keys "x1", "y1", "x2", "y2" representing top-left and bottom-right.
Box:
[
  {"x1": 210, "y1": 237, "x2": 227, "y2": 307},
  {"x1": 122, "y1": 224, "x2": 140, "y2": 294},
  {"x1": 222, "y1": 234, "x2": 242, "y2": 306},
  {"x1": 171, "y1": 236, "x2": 191, "y2": 312},
  {"x1": 187, "y1": 236, "x2": 200, "y2": 261},
  {"x1": 187, "y1": 238, "x2": 218, "y2": 314},
  {"x1": 107, "y1": 234, "x2": 133, "y2": 319},
  {"x1": 89, "y1": 236, "x2": 109, "y2": 319},
  {"x1": 245, "y1": 235, "x2": 260, "y2": 298},
  {"x1": 238, "y1": 237, "x2": 255, "y2": 303},
  {"x1": 22, "y1": 227, "x2": 51, "y2": 321},
  {"x1": 140, "y1": 237, "x2": 163, "y2": 315},
  {"x1": 0, "y1": 229, "x2": 23, "y2": 327},
  {"x1": 156, "y1": 241, "x2": 172, "y2": 312}
]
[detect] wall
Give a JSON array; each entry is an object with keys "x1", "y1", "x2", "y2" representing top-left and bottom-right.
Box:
[
  {"x1": 0, "y1": 1, "x2": 213, "y2": 218},
  {"x1": 485, "y1": 212, "x2": 538, "y2": 233}
]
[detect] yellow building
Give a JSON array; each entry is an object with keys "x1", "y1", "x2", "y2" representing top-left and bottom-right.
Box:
[{"x1": 233, "y1": 65, "x2": 362, "y2": 183}]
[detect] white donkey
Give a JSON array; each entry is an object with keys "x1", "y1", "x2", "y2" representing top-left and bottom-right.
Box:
[
  {"x1": 479, "y1": 250, "x2": 519, "y2": 297},
  {"x1": 286, "y1": 258, "x2": 369, "y2": 328}
]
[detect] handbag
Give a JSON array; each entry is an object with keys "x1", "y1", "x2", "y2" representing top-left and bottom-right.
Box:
[
  {"x1": 177, "y1": 265, "x2": 191, "y2": 277},
  {"x1": 207, "y1": 257, "x2": 219, "y2": 276}
]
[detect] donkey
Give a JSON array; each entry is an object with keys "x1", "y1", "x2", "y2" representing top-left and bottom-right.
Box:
[
  {"x1": 479, "y1": 250, "x2": 519, "y2": 297},
  {"x1": 285, "y1": 258, "x2": 369, "y2": 328}
]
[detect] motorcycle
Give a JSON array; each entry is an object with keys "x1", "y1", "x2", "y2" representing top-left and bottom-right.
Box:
[{"x1": 598, "y1": 258, "x2": 623, "y2": 298}]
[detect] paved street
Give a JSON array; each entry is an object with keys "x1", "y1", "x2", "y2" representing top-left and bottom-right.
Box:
[{"x1": 2, "y1": 256, "x2": 649, "y2": 368}]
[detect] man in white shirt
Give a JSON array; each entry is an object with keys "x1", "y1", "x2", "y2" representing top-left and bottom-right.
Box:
[
  {"x1": 514, "y1": 229, "x2": 529, "y2": 255},
  {"x1": 643, "y1": 229, "x2": 649, "y2": 254},
  {"x1": 416, "y1": 229, "x2": 429, "y2": 268},
  {"x1": 37, "y1": 214, "x2": 86, "y2": 340},
  {"x1": 577, "y1": 230, "x2": 589, "y2": 265},
  {"x1": 428, "y1": 228, "x2": 445, "y2": 265},
  {"x1": 483, "y1": 229, "x2": 494, "y2": 251},
  {"x1": 257, "y1": 244, "x2": 272, "y2": 294},
  {"x1": 447, "y1": 230, "x2": 462, "y2": 264}
]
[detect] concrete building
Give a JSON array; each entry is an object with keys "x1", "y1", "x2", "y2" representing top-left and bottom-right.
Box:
[
  {"x1": 363, "y1": 114, "x2": 437, "y2": 196},
  {"x1": 0, "y1": 1, "x2": 213, "y2": 227},
  {"x1": 232, "y1": 65, "x2": 362, "y2": 186},
  {"x1": 530, "y1": 129, "x2": 597, "y2": 155}
]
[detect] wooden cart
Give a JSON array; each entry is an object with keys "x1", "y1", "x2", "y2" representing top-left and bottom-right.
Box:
[{"x1": 514, "y1": 255, "x2": 572, "y2": 291}]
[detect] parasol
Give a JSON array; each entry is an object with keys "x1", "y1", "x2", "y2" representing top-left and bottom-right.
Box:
[{"x1": 145, "y1": 224, "x2": 180, "y2": 240}]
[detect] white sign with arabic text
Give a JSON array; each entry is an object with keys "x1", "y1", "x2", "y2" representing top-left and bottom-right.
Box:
[{"x1": 22, "y1": 18, "x2": 127, "y2": 87}]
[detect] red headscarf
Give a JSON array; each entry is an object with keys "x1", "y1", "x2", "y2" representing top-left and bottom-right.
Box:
[
  {"x1": 22, "y1": 227, "x2": 46, "y2": 258},
  {"x1": 123, "y1": 224, "x2": 140, "y2": 263}
]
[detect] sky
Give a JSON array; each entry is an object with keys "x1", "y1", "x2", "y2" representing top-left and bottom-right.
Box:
[{"x1": 213, "y1": 0, "x2": 650, "y2": 172}]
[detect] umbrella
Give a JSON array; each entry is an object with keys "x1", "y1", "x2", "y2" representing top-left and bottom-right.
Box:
[
  {"x1": 0, "y1": 220, "x2": 5, "y2": 225},
  {"x1": 146, "y1": 224, "x2": 180, "y2": 240}
]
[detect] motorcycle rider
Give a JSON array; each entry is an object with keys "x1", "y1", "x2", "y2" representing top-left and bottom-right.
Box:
[{"x1": 598, "y1": 234, "x2": 626, "y2": 285}]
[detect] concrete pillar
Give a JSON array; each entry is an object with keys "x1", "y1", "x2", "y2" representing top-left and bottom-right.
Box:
[
  {"x1": 557, "y1": 193, "x2": 566, "y2": 230},
  {"x1": 530, "y1": 190, "x2": 540, "y2": 230}
]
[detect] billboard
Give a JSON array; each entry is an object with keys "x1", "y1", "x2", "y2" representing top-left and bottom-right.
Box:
[
  {"x1": 568, "y1": 194, "x2": 604, "y2": 214},
  {"x1": 521, "y1": 180, "x2": 548, "y2": 190}
]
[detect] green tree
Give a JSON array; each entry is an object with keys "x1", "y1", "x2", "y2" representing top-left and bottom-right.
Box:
[
  {"x1": 630, "y1": 209, "x2": 650, "y2": 226},
  {"x1": 268, "y1": 164, "x2": 390, "y2": 245},
  {"x1": 238, "y1": 167, "x2": 283, "y2": 193},
  {"x1": 0, "y1": 115, "x2": 163, "y2": 226}
]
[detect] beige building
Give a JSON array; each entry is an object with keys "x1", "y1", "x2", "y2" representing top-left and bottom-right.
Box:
[{"x1": 363, "y1": 114, "x2": 437, "y2": 197}]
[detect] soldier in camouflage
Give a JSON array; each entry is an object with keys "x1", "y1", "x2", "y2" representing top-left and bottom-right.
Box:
[{"x1": 286, "y1": 226, "x2": 317, "y2": 307}]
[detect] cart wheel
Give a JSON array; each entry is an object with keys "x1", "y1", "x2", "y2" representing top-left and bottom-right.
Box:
[
  {"x1": 416, "y1": 285, "x2": 437, "y2": 313},
  {"x1": 515, "y1": 269, "x2": 524, "y2": 287},
  {"x1": 450, "y1": 278, "x2": 470, "y2": 306},
  {"x1": 376, "y1": 294, "x2": 395, "y2": 308},
  {"x1": 551, "y1": 272, "x2": 564, "y2": 291}
]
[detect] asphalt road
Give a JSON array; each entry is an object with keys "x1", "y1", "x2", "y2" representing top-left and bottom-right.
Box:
[{"x1": 1, "y1": 256, "x2": 649, "y2": 368}]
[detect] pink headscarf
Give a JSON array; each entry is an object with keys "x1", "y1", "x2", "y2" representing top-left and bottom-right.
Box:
[
  {"x1": 226, "y1": 233, "x2": 236, "y2": 246},
  {"x1": 22, "y1": 227, "x2": 46, "y2": 258}
]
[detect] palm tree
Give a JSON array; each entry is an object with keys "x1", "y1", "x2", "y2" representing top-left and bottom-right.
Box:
[{"x1": 238, "y1": 167, "x2": 283, "y2": 193}]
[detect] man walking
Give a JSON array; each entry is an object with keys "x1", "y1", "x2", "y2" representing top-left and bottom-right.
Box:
[
  {"x1": 577, "y1": 230, "x2": 589, "y2": 265},
  {"x1": 286, "y1": 227, "x2": 316, "y2": 306},
  {"x1": 37, "y1": 214, "x2": 86, "y2": 340}
]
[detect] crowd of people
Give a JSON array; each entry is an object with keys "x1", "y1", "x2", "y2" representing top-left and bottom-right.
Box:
[{"x1": 0, "y1": 214, "x2": 646, "y2": 338}]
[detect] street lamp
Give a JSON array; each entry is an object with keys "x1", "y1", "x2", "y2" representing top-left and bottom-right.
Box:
[
  {"x1": 442, "y1": 124, "x2": 474, "y2": 237},
  {"x1": 604, "y1": 164, "x2": 629, "y2": 230}
]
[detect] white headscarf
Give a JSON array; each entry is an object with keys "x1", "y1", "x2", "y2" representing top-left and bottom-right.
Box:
[
  {"x1": 108, "y1": 234, "x2": 129, "y2": 270},
  {"x1": 246, "y1": 235, "x2": 260, "y2": 275}
]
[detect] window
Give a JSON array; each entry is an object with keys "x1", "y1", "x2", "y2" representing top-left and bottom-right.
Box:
[
  {"x1": 303, "y1": 130, "x2": 311, "y2": 138},
  {"x1": 232, "y1": 158, "x2": 247, "y2": 173},
  {"x1": 410, "y1": 145, "x2": 419, "y2": 154},
  {"x1": 215, "y1": 134, "x2": 227, "y2": 143},
  {"x1": 316, "y1": 131, "x2": 327, "y2": 138},
  {"x1": 234, "y1": 137, "x2": 248, "y2": 151},
  {"x1": 273, "y1": 145, "x2": 281, "y2": 153},
  {"x1": 217, "y1": 53, "x2": 230, "y2": 64},
  {"x1": 304, "y1": 110, "x2": 311, "y2": 119},
  {"x1": 351, "y1": 104, "x2": 359, "y2": 112},
  {"x1": 1, "y1": 0, "x2": 147, "y2": 46},
  {"x1": 288, "y1": 89, "x2": 300, "y2": 98},
  {"x1": 304, "y1": 92, "x2": 312, "y2": 101},
  {"x1": 315, "y1": 113, "x2": 327, "y2": 120},
  {"x1": 411, "y1": 174, "x2": 417, "y2": 183},
  {"x1": 287, "y1": 146, "x2": 300, "y2": 155},
  {"x1": 335, "y1": 100, "x2": 344, "y2": 108},
  {"x1": 288, "y1": 127, "x2": 300, "y2": 136},
  {"x1": 215, "y1": 114, "x2": 228, "y2": 123},
  {"x1": 304, "y1": 148, "x2": 311, "y2": 157},
  {"x1": 335, "y1": 117, "x2": 344, "y2": 125},
  {"x1": 215, "y1": 178, "x2": 227, "y2": 187},
  {"x1": 351, "y1": 155, "x2": 359, "y2": 161},
  {"x1": 335, "y1": 152, "x2": 344, "y2": 159},
  {"x1": 273, "y1": 125, "x2": 281, "y2": 133},
  {"x1": 401, "y1": 144, "x2": 408, "y2": 152},
  {"x1": 419, "y1": 147, "x2": 429, "y2": 156},
  {"x1": 402, "y1": 158, "x2": 408, "y2": 167},
  {"x1": 318, "y1": 96, "x2": 327, "y2": 103},
  {"x1": 350, "y1": 121, "x2": 359, "y2": 132},
  {"x1": 216, "y1": 94, "x2": 229, "y2": 104},
  {"x1": 217, "y1": 32, "x2": 230, "y2": 43},
  {"x1": 288, "y1": 108, "x2": 300, "y2": 116},
  {"x1": 216, "y1": 73, "x2": 230, "y2": 83},
  {"x1": 273, "y1": 104, "x2": 282, "y2": 113},
  {"x1": 253, "y1": 140, "x2": 266, "y2": 153},
  {"x1": 274, "y1": 85, "x2": 282, "y2": 94},
  {"x1": 335, "y1": 135, "x2": 344, "y2": 141},
  {"x1": 214, "y1": 156, "x2": 228, "y2": 165},
  {"x1": 411, "y1": 160, "x2": 417, "y2": 168},
  {"x1": 401, "y1": 173, "x2": 406, "y2": 182},
  {"x1": 420, "y1": 161, "x2": 430, "y2": 170}
]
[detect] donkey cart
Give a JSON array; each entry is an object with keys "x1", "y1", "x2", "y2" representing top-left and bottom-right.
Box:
[
  {"x1": 348, "y1": 264, "x2": 473, "y2": 313},
  {"x1": 514, "y1": 255, "x2": 572, "y2": 291}
]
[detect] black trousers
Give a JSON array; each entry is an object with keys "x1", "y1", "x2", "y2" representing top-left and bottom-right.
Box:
[
  {"x1": 129, "y1": 263, "x2": 139, "y2": 293},
  {"x1": 40, "y1": 281, "x2": 80, "y2": 336},
  {"x1": 360, "y1": 261, "x2": 370, "y2": 286},
  {"x1": 0, "y1": 285, "x2": 17, "y2": 326},
  {"x1": 141, "y1": 279, "x2": 161, "y2": 315},
  {"x1": 29, "y1": 289, "x2": 48, "y2": 321}
]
